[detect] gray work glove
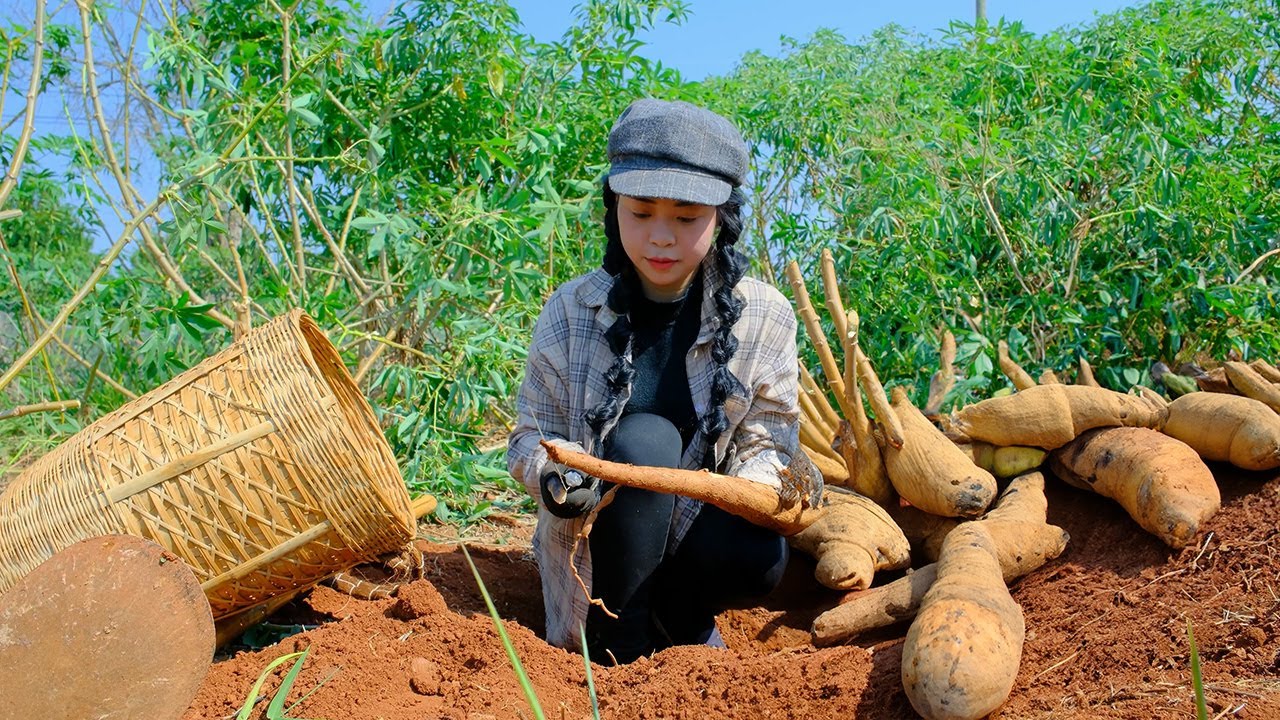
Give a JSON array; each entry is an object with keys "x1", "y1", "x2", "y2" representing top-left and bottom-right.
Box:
[{"x1": 539, "y1": 463, "x2": 604, "y2": 519}]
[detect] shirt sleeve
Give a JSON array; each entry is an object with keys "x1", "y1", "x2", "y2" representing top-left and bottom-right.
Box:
[
  {"x1": 723, "y1": 289, "x2": 801, "y2": 490},
  {"x1": 506, "y1": 293, "x2": 587, "y2": 500}
]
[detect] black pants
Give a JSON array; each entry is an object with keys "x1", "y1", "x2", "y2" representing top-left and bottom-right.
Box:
[{"x1": 584, "y1": 413, "x2": 789, "y2": 664}]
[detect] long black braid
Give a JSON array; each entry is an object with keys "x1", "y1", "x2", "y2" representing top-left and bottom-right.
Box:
[{"x1": 584, "y1": 182, "x2": 750, "y2": 470}]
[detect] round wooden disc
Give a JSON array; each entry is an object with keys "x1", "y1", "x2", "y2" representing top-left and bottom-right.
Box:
[{"x1": 0, "y1": 534, "x2": 214, "y2": 720}]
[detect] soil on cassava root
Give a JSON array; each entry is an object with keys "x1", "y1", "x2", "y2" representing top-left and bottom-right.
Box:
[{"x1": 184, "y1": 466, "x2": 1280, "y2": 719}]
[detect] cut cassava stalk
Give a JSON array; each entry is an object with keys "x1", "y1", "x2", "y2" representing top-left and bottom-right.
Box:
[
  {"x1": 786, "y1": 261, "x2": 854, "y2": 421},
  {"x1": 540, "y1": 440, "x2": 824, "y2": 535},
  {"x1": 885, "y1": 387, "x2": 996, "y2": 518},
  {"x1": 923, "y1": 328, "x2": 956, "y2": 418},
  {"x1": 799, "y1": 363, "x2": 843, "y2": 434},
  {"x1": 1161, "y1": 393, "x2": 1280, "y2": 471},
  {"x1": 799, "y1": 416, "x2": 842, "y2": 464},
  {"x1": 797, "y1": 384, "x2": 836, "y2": 440},
  {"x1": 789, "y1": 487, "x2": 910, "y2": 590},
  {"x1": 1050, "y1": 427, "x2": 1220, "y2": 548},
  {"x1": 819, "y1": 249, "x2": 850, "y2": 351},
  {"x1": 997, "y1": 340, "x2": 1036, "y2": 390},
  {"x1": 805, "y1": 447, "x2": 851, "y2": 485},
  {"x1": 1077, "y1": 356, "x2": 1101, "y2": 387},
  {"x1": 1250, "y1": 359, "x2": 1280, "y2": 383},
  {"x1": 951, "y1": 383, "x2": 1165, "y2": 450},
  {"x1": 814, "y1": 472, "x2": 1066, "y2": 646},
  {"x1": 855, "y1": 346, "x2": 905, "y2": 449},
  {"x1": 841, "y1": 311, "x2": 894, "y2": 506},
  {"x1": 901, "y1": 523, "x2": 1025, "y2": 720},
  {"x1": 1224, "y1": 361, "x2": 1280, "y2": 413},
  {"x1": 841, "y1": 309, "x2": 860, "y2": 407}
]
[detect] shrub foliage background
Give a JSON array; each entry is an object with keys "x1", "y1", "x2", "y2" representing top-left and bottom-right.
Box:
[{"x1": 1, "y1": 0, "x2": 1276, "y2": 515}]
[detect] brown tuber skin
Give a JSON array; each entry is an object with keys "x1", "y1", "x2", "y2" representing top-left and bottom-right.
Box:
[
  {"x1": 1161, "y1": 393, "x2": 1280, "y2": 471},
  {"x1": 905, "y1": 472, "x2": 1068, "y2": 579},
  {"x1": 997, "y1": 340, "x2": 1037, "y2": 391},
  {"x1": 951, "y1": 384, "x2": 1165, "y2": 450},
  {"x1": 901, "y1": 523, "x2": 1025, "y2": 720},
  {"x1": 789, "y1": 487, "x2": 911, "y2": 590},
  {"x1": 885, "y1": 387, "x2": 997, "y2": 518},
  {"x1": 814, "y1": 472, "x2": 1067, "y2": 645},
  {"x1": 1224, "y1": 361, "x2": 1280, "y2": 413},
  {"x1": 1077, "y1": 356, "x2": 1101, "y2": 387},
  {"x1": 1250, "y1": 359, "x2": 1280, "y2": 383},
  {"x1": 1049, "y1": 427, "x2": 1220, "y2": 549}
]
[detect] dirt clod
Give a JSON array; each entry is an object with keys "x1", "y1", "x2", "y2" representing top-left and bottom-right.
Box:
[{"x1": 408, "y1": 657, "x2": 441, "y2": 695}]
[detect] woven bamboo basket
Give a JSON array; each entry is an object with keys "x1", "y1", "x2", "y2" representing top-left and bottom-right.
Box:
[{"x1": 0, "y1": 310, "x2": 414, "y2": 620}]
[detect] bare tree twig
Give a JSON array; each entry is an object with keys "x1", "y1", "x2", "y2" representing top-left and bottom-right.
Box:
[
  {"x1": 75, "y1": 0, "x2": 235, "y2": 329},
  {"x1": 0, "y1": 231, "x2": 62, "y2": 398},
  {"x1": 268, "y1": 0, "x2": 308, "y2": 299},
  {"x1": 0, "y1": 159, "x2": 225, "y2": 393},
  {"x1": 0, "y1": 400, "x2": 80, "y2": 421},
  {"x1": 979, "y1": 174, "x2": 1034, "y2": 296},
  {"x1": 325, "y1": 186, "x2": 364, "y2": 297},
  {"x1": 1236, "y1": 246, "x2": 1280, "y2": 284},
  {"x1": 0, "y1": 0, "x2": 46, "y2": 210}
]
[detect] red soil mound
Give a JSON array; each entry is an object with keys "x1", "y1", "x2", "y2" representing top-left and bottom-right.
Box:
[{"x1": 185, "y1": 467, "x2": 1280, "y2": 719}]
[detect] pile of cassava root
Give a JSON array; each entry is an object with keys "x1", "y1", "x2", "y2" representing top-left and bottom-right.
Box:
[{"x1": 542, "y1": 249, "x2": 1280, "y2": 720}]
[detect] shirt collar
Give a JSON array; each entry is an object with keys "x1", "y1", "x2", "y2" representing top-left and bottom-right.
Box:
[{"x1": 574, "y1": 252, "x2": 732, "y2": 344}]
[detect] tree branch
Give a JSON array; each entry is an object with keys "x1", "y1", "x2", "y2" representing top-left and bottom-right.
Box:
[
  {"x1": 0, "y1": 400, "x2": 80, "y2": 421},
  {"x1": 0, "y1": 0, "x2": 46, "y2": 210}
]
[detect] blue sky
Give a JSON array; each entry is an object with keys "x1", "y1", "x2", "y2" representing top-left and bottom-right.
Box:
[{"x1": 503, "y1": 0, "x2": 1140, "y2": 80}]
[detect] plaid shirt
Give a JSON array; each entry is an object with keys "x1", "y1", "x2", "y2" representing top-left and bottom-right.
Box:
[{"x1": 507, "y1": 255, "x2": 800, "y2": 649}]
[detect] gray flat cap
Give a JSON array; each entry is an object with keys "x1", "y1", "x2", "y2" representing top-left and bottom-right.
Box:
[{"x1": 606, "y1": 98, "x2": 747, "y2": 206}]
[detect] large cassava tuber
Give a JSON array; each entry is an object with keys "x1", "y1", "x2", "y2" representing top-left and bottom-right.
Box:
[
  {"x1": 814, "y1": 472, "x2": 1067, "y2": 645},
  {"x1": 899, "y1": 472, "x2": 1069, "y2": 574},
  {"x1": 1049, "y1": 427, "x2": 1220, "y2": 548},
  {"x1": 789, "y1": 487, "x2": 911, "y2": 590},
  {"x1": 885, "y1": 387, "x2": 996, "y2": 518},
  {"x1": 950, "y1": 384, "x2": 1164, "y2": 450},
  {"x1": 1160, "y1": 393, "x2": 1280, "y2": 471},
  {"x1": 1224, "y1": 361, "x2": 1280, "y2": 413},
  {"x1": 540, "y1": 441, "x2": 823, "y2": 535},
  {"x1": 901, "y1": 523, "x2": 1025, "y2": 720},
  {"x1": 1250, "y1": 359, "x2": 1280, "y2": 384}
]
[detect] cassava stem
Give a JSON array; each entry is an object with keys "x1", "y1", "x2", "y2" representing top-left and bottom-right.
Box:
[
  {"x1": 923, "y1": 328, "x2": 957, "y2": 417},
  {"x1": 787, "y1": 261, "x2": 854, "y2": 420},
  {"x1": 819, "y1": 249, "x2": 850, "y2": 349}
]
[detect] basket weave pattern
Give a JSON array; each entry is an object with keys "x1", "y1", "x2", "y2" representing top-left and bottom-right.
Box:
[{"x1": 0, "y1": 310, "x2": 413, "y2": 619}]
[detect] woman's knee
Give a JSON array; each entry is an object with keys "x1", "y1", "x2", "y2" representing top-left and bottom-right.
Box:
[{"x1": 605, "y1": 413, "x2": 682, "y2": 468}]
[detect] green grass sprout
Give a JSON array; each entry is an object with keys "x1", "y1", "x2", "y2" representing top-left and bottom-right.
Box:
[
  {"x1": 236, "y1": 647, "x2": 313, "y2": 720},
  {"x1": 580, "y1": 622, "x2": 602, "y2": 720},
  {"x1": 1188, "y1": 620, "x2": 1208, "y2": 720},
  {"x1": 462, "y1": 543, "x2": 546, "y2": 720}
]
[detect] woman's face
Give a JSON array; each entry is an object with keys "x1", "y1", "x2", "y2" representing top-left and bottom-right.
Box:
[{"x1": 616, "y1": 195, "x2": 718, "y2": 301}]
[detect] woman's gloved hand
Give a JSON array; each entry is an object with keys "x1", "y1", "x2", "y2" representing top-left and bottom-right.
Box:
[{"x1": 539, "y1": 463, "x2": 604, "y2": 518}]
